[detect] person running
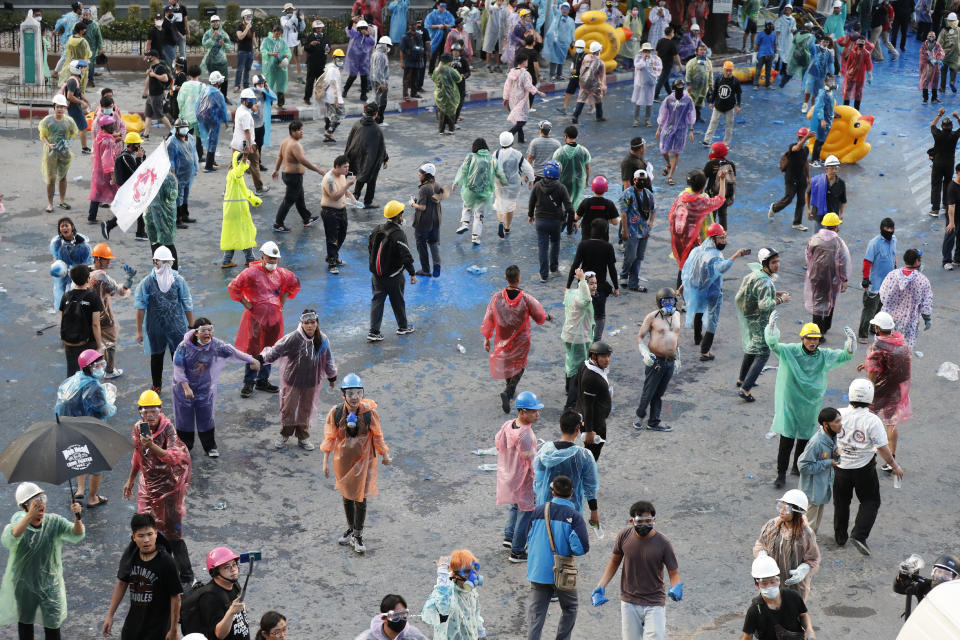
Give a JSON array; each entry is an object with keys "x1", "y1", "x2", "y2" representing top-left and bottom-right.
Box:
[
  {"x1": 803, "y1": 212, "x2": 850, "y2": 337},
  {"x1": 735, "y1": 247, "x2": 790, "y2": 401},
  {"x1": 453, "y1": 137, "x2": 507, "y2": 245},
  {"x1": 272, "y1": 120, "x2": 324, "y2": 233},
  {"x1": 503, "y1": 58, "x2": 546, "y2": 144},
  {"x1": 368, "y1": 202, "x2": 418, "y2": 341},
  {"x1": 260, "y1": 309, "x2": 338, "y2": 452},
  {"x1": 39, "y1": 94, "x2": 79, "y2": 213},
  {"x1": 495, "y1": 390, "x2": 542, "y2": 563},
  {"x1": 878, "y1": 248, "x2": 933, "y2": 350},
  {"x1": 657, "y1": 80, "x2": 695, "y2": 185},
  {"x1": 321, "y1": 373, "x2": 391, "y2": 554},
  {"x1": 635, "y1": 290, "x2": 682, "y2": 433},
  {"x1": 769, "y1": 128, "x2": 813, "y2": 231},
  {"x1": 752, "y1": 490, "x2": 820, "y2": 602},
  {"x1": 411, "y1": 162, "x2": 449, "y2": 278}
]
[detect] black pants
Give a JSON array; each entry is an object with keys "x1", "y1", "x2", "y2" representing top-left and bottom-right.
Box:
[
  {"x1": 777, "y1": 435, "x2": 808, "y2": 475},
  {"x1": 169, "y1": 537, "x2": 194, "y2": 583},
  {"x1": 592, "y1": 291, "x2": 609, "y2": 342},
  {"x1": 415, "y1": 66, "x2": 426, "y2": 93},
  {"x1": 106, "y1": 214, "x2": 146, "y2": 237},
  {"x1": 891, "y1": 13, "x2": 910, "y2": 49},
  {"x1": 653, "y1": 62, "x2": 672, "y2": 100},
  {"x1": 833, "y1": 457, "x2": 881, "y2": 545},
  {"x1": 304, "y1": 63, "x2": 324, "y2": 102},
  {"x1": 177, "y1": 428, "x2": 216, "y2": 453},
  {"x1": 343, "y1": 497, "x2": 367, "y2": 531},
  {"x1": 693, "y1": 313, "x2": 715, "y2": 354},
  {"x1": 64, "y1": 341, "x2": 96, "y2": 376},
  {"x1": 275, "y1": 173, "x2": 312, "y2": 226},
  {"x1": 374, "y1": 85, "x2": 388, "y2": 124},
  {"x1": 922, "y1": 87, "x2": 939, "y2": 102},
  {"x1": 343, "y1": 74, "x2": 369, "y2": 99},
  {"x1": 508, "y1": 119, "x2": 527, "y2": 144},
  {"x1": 354, "y1": 171, "x2": 380, "y2": 207},
  {"x1": 17, "y1": 624, "x2": 60, "y2": 640},
  {"x1": 858, "y1": 290, "x2": 882, "y2": 339},
  {"x1": 572, "y1": 100, "x2": 603, "y2": 121},
  {"x1": 778, "y1": 60, "x2": 793, "y2": 87},
  {"x1": 150, "y1": 243, "x2": 178, "y2": 271},
  {"x1": 455, "y1": 81, "x2": 466, "y2": 120},
  {"x1": 940, "y1": 66, "x2": 958, "y2": 91},
  {"x1": 438, "y1": 110, "x2": 456, "y2": 132},
  {"x1": 811, "y1": 138, "x2": 825, "y2": 164},
  {"x1": 564, "y1": 374, "x2": 579, "y2": 409},
  {"x1": 771, "y1": 176, "x2": 807, "y2": 225},
  {"x1": 504, "y1": 370, "x2": 524, "y2": 398},
  {"x1": 369, "y1": 273, "x2": 408, "y2": 333},
  {"x1": 944, "y1": 208, "x2": 960, "y2": 264},
  {"x1": 150, "y1": 350, "x2": 174, "y2": 389},
  {"x1": 917, "y1": 20, "x2": 932, "y2": 40},
  {"x1": 402, "y1": 65, "x2": 419, "y2": 97},
  {"x1": 429, "y1": 43, "x2": 444, "y2": 73},
  {"x1": 320, "y1": 206, "x2": 348, "y2": 265},
  {"x1": 931, "y1": 163, "x2": 952, "y2": 212},
  {"x1": 812, "y1": 311, "x2": 834, "y2": 335},
  {"x1": 636, "y1": 356, "x2": 675, "y2": 426}
]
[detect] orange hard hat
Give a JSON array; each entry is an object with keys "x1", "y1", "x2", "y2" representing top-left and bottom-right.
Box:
[{"x1": 91, "y1": 243, "x2": 114, "y2": 259}]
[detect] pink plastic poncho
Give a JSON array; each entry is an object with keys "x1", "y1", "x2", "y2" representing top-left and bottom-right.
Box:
[
  {"x1": 89, "y1": 129, "x2": 120, "y2": 204},
  {"x1": 803, "y1": 228, "x2": 851, "y2": 315},
  {"x1": 228, "y1": 262, "x2": 301, "y2": 355},
  {"x1": 91, "y1": 105, "x2": 126, "y2": 139},
  {"x1": 260, "y1": 326, "x2": 338, "y2": 431},
  {"x1": 480, "y1": 289, "x2": 547, "y2": 379},
  {"x1": 864, "y1": 331, "x2": 913, "y2": 425},
  {"x1": 503, "y1": 66, "x2": 538, "y2": 124},
  {"x1": 494, "y1": 419, "x2": 537, "y2": 510},
  {"x1": 879, "y1": 268, "x2": 933, "y2": 349},
  {"x1": 130, "y1": 414, "x2": 191, "y2": 540}
]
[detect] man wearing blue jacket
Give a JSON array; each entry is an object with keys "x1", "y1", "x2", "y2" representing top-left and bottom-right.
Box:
[
  {"x1": 532, "y1": 410, "x2": 600, "y2": 528},
  {"x1": 525, "y1": 475, "x2": 589, "y2": 640}
]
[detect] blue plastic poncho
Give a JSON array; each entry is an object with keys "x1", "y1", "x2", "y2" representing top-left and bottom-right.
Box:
[
  {"x1": 765, "y1": 324, "x2": 852, "y2": 439},
  {"x1": 172, "y1": 330, "x2": 253, "y2": 433},
  {"x1": 0, "y1": 512, "x2": 84, "y2": 629},
  {"x1": 425, "y1": 8, "x2": 455, "y2": 53},
  {"x1": 253, "y1": 85, "x2": 278, "y2": 147},
  {"x1": 54, "y1": 372, "x2": 117, "y2": 420},
  {"x1": 167, "y1": 134, "x2": 198, "y2": 189},
  {"x1": 388, "y1": 0, "x2": 410, "y2": 44},
  {"x1": 544, "y1": 13, "x2": 576, "y2": 65},
  {"x1": 422, "y1": 578, "x2": 486, "y2": 640},
  {"x1": 54, "y1": 10, "x2": 78, "y2": 48},
  {"x1": 532, "y1": 440, "x2": 598, "y2": 513},
  {"x1": 681, "y1": 243, "x2": 733, "y2": 334},
  {"x1": 50, "y1": 232, "x2": 92, "y2": 312},
  {"x1": 196, "y1": 84, "x2": 229, "y2": 154},
  {"x1": 803, "y1": 46, "x2": 834, "y2": 96},
  {"x1": 134, "y1": 270, "x2": 193, "y2": 356}
]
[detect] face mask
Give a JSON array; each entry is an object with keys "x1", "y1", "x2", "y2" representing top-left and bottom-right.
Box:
[
  {"x1": 336, "y1": 60, "x2": 344, "y2": 67},
  {"x1": 386, "y1": 619, "x2": 407, "y2": 633},
  {"x1": 103, "y1": 108, "x2": 114, "y2": 115},
  {"x1": 263, "y1": 262, "x2": 277, "y2": 272},
  {"x1": 155, "y1": 20, "x2": 163, "y2": 27},
  {"x1": 156, "y1": 263, "x2": 175, "y2": 292},
  {"x1": 177, "y1": 127, "x2": 189, "y2": 136},
  {"x1": 632, "y1": 8, "x2": 639, "y2": 14},
  {"x1": 674, "y1": 88, "x2": 684, "y2": 98},
  {"x1": 760, "y1": 586, "x2": 780, "y2": 599},
  {"x1": 91, "y1": 364, "x2": 106, "y2": 378},
  {"x1": 880, "y1": 228, "x2": 894, "y2": 240},
  {"x1": 660, "y1": 300, "x2": 676, "y2": 315},
  {"x1": 715, "y1": 242, "x2": 727, "y2": 251},
  {"x1": 575, "y1": 47, "x2": 584, "y2": 53},
  {"x1": 83, "y1": 18, "x2": 91, "y2": 24},
  {"x1": 634, "y1": 525, "x2": 653, "y2": 536}
]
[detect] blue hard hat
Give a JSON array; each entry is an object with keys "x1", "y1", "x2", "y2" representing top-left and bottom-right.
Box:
[
  {"x1": 543, "y1": 160, "x2": 561, "y2": 179},
  {"x1": 515, "y1": 391, "x2": 544, "y2": 410},
  {"x1": 341, "y1": 373, "x2": 364, "y2": 389}
]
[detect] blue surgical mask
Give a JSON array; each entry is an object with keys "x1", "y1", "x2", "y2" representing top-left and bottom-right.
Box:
[
  {"x1": 760, "y1": 585, "x2": 780, "y2": 599},
  {"x1": 92, "y1": 365, "x2": 106, "y2": 378},
  {"x1": 103, "y1": 108, "x2": 114, "y2": 115}
]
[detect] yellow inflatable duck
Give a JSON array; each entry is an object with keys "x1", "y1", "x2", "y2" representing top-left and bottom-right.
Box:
[
  {"x1": 572, "y1": 10, "x2": 631, "y2": 73},
  {"x1": 806, "y1": 104, "x2": 874, "y2": 164}
]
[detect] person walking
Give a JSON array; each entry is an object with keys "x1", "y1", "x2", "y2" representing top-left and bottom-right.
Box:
[
  {"x1": 928, "y1": 108, "x2": 960, "y2": 216},
  {"x1": 735, "y1": 247, "x2": 790, "y2": 401},
  {"x1": 482, "y1": 265, "x2": 552, "y2": 412},
  {"x1": 271, "y1": 120, "x2": 323, "y2": 233},
  {"x1": 367, "y1": 201, "x2": 418, "y2": 341},
  {"x1": 432, "y1": 52, "x2": 462, "y2": 134},
  {"x1": 683, "y1": 44, "x2": 711, "y2": 123},
  {"x1": 558, "y1": 39, "x2": 586, "y2": 115},
  {"x1": 703, "y1": 61, "x2": 741, "y2": 145},
  {"x1": 943, "y1": 162, "x2": 960, "y2": 268},
  {"x1": 453, "y1": 137, "x2": 507, "y2": 245},
  {"x1": 87, "y1": 116, "x2": 119, "y2": 224},
  {"x1": 345, "y1": 102, "x2": 389, "y2": 209},
  {"x1": 764, "y1": 310, "x2": 855, "y2": 488},
  {"x1": 797, "y1": 407, "x2": 843, "y2": 534},
  {"x1": 411, "y1": 162, "x2": 448, "y2": 277},
  {"x1": 503, "y1": 58, "x2": 546, "y2": 144},
  {"x1": 657, "y1": 80, "x2": 696, "y2": 185},
  {"x1": 317, "y1": 156, "x2": 356, "y2": 272},
  {"x1": 857, "y1": 218, "x2": 896, "y2": 340},
  {"x1": 370, "y1": 37, "x2": 392, "y2": 124},
  {"x1": 805, "y1": 156, "x2": 846, "y2": 225},
  {"x1": 774, "y1": 5, "x2": 796, "y2": 77},
  {"x1": 197, "y1": 71, "x2": 230, "y2": 172},
  {"x1": 619, "y1": 169, "x2": 655, "y2": 292},
  {"x1": 859, "y1": 311, "x2": 912, "y2": 470},
  {"x1": 740, "y1": 553, "x2": 816, "y2": 640},
  {"x1": 59, "y1": 264, "x2": 103, "y2": 377},
  {"x1": 220, "y1": 147, "x2": 262, "y2": 268},
  {"x1": 668, "y1": 170, "x2": 728, "y2": 282},
  {"x1": 802, "y1": 37, "x2": 834, "y2": 113},
  {"x1": 634, "y1": 291, "x2": 681, "y2": 434},
  {"x1": 834, "y1": 378, "x2": 903, "y2": 555},
  {"x1": 261, "y1": 309, "x2": 338, "y2": 451},
  {"x1": 39, "y1": 95, "x2": 79, "y2": 213},
  {"x1": 573, "y1": 176, "x2": 619, "y2": 241},
  {"x1": 322, "y1": 50, "x2": 346, "y2": 143},
  {"x1": 769, "y1": 128, "x2": 813, "y2": 230},
  {"x1": 143, "y1": 172, "x2": 179, "y2": 269},
  {"x1": 50, "y1": 216, "x2": 92, "y2": 314},
  {"x1": 566, "y1": 219, "x2": 619, "y2": 341},
  {"x1": 780, "y1": 23, "x2": 813, "y2": 88},
  {"x1": 878, "y1": 248, "x2": 933, "y2": 350},
  {"x1": 261, "y1": 25, "x2": 292, "y2": 108},
  {"x1": 528, "y1": 160, "x2": 575, "y2": 281},
  {"x1": 752, "y1": 490, "x2": 820, "y2": 602},
  {"x1": 631, "y1": 43, "x2": 662, "y2": 127},
  {"x1": 808, "y1": 75, "x2": 837, "y2": 166},
  {"x1": 303, "y1": 21, "x2": 329, "y2": 105},
  {"x1": 803, "y1": 212, "x2": 851, "y2": 337},
  {"x1": 561, "y1": 269, "x2": 596, "y2": 405},
  {"x1": 526, "y1": 121, "x2": 561, "y2": 178},
  {"x1": 533, "y1": 410, "x2": 600, "y2": 525},
  {"x1": 574, "y1": 341, "x2": 613, "y2": 459},
  {"x1": 321, "y1": 373, "x2": 391, "y2": 554},
  {"x1": 572, "y1": 42, "x2": 607, "y2": 124},
  {"x1": 230, "y1": 88, "x2": 267, "y2": 195},
  {"x1": 703, "y1": 142, "x2": 736, "y2": 229},
  {"x1": 493, "y1": 131, "x2": 534, "y2": 239},
  {"x1": 919, "y1": 31, "x2": 945, "y2": 104},
  {"x1": 167, "y1": 118, "x2": 199, "y2": 228},
  {"x1": 552, "y1": 125, "x2": 592, "y2": 206},
  {"x1": 495, "y1": 390, "x2": 542, "y2": 563},
  {"x1": 343, "y1": 19, "x2": 375, "y2": 102}
]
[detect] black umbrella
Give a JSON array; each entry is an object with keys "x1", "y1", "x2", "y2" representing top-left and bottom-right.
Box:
[{"x1": 0, "y1": 415, "x2": 133, "y2": 486}]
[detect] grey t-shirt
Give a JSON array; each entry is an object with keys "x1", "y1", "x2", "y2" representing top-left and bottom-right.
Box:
[{"x1": 526, "y1": 136, "x2": 561, "y2": 177}]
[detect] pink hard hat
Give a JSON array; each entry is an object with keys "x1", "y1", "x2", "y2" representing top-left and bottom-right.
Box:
[
  {"x1": 78, "y1": 349, "x2": 104, "y2": 369},
  {"x1": 206, "y1": 546, "x2": 239, "y2": 573},
  {"x1": 706, "y1": 222, "x2": 726, "y2": 238},
  {"x1": 591, "y1": 175, "x2": 609, "y2": 195}
]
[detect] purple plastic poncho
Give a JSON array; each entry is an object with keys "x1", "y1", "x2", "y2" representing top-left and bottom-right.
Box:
[
  {"x1": 879, "y1": 268, "x2": 933, "y2": 349},
  {"x1": 657, "y1": 91, "x2": 695, "y2": 154},
  {"x1": 260, "y1": 326, "x2": 338, "y2": 432},
  {"x1": 681, "y1": 243, "x2": 733, "y2": 334},
  {"x1": 172, "y1": 330, "x2": 255, "y2": 433},
  {"x1": 803, "y1": 229, "x2": 850, "y2": 316},
  {"x1": 346, "y1": 28, "x2": 376, "y2": 76},
  {"x1": 864, "y1": 331, "x2": 912, "y2": 426}
]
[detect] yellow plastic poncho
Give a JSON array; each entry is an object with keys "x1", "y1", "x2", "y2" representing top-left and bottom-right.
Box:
[
  {"x1": 221, "y1": 151, "x2": 261, "y2": 251},
  {"x1": 0, "y1": 512, "x2": 84, "y2": 628},
  {"x1": 57, "y1": 34, "x2": 91, "y2": 89},
  {"x1": 38, "y1": 114, "x2": 79, "y2": 184}
]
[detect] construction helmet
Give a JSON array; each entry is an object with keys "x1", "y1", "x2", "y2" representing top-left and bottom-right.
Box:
[
  {"x1": 378, "y1": 36, "x2": 392, "y2": 46},
  {"x1": 138, "y1": 389, "x2": 162, "y2": 406},
  {"x1": 543, "y1": 160, "x2": 561, "y2": 179},
  {"x1": 152, "y1": 246, "x2": 174, "y2": 262},
  {"x1": 499, "y1": 131, "x2": 514, "y2": 147},
  {"x1": 799, "y1": 322, "x2": 822, "y2": 338},
  {"x1": 869, "y1": 311, "x2": 895, "y2": 331},
  {"x1": 824, "y1": 155, "x2": 841, "y2": 167},
  {"x1": 260, "y1": 241, "x2": 281, "y2": 258},
  {"x1": 589, "y1": 341, "x2": 613, "y2": 356},
  {"x1": 848, "y1": 378, "x2": 875, "y2": 404},
  {"x1": 15, "y1": 482, "x2": 44, "y2": 507},
  {"x1": 515, "y1": 391, "x2": 544, "y2": 410},
  {"x1": 752, "y1": 551, "x2": 780, "y2": 579},
  {"x1": 341, "y1": 373, "x2": 364, "y2": 389},
  {"x1": 333, "y1": 48, "x2": 346, "y2": 57},
  {"x1": 656, "y1": 287, "x2": 677, "y2": 306},
  {"x1": 124, "y1": 132, "x2": 143, "y2": 145},
  {"x1": 758, "y1": 247, "x2": 778, "y2": 267},
  {"x1": 209, "y1": 70, "x2": 224, "y2": 85},
  {"x1": 52, "y1": 94, "x2": 68, "y2": 107},
  {"x1": 78, "y1": 349, "x2": 104, "y2": 369},
  {"x1": 91, "y1": 242, "x2": 114, "y2": 259},
  {"x1": 173, "y1": 117, "x2": 189, "y2": 128},
  {"x1": 384, "y1": 200, "x2": 405, "y2": 218},
  {"x1": 591, "y1": 175, "x2": 609, "y2": 195},
  {"x1": 778, "y1": 489, "x2": 809, "y2": 513},
  {"x1": 706, "y1": 222, "x2": 726, "y2": 238},
  {"x1": 933, "y1": 554, "x2": 960, "y2": 579},
  {"x1": 240, "y1": 88, "x2": 257, "y2": 101},
  {"x1": 574, "y1": 39, "x2": 586, "y2": 49},
  {"x1": 205, "y1": 546, "x2": 240, "y2": 574},
  {"x1": 821, "y1": 212, "x2": 842, "y2": 227}
]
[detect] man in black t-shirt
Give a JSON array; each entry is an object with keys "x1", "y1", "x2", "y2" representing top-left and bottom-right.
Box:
[
  {"x1": 142, "y1": 50, "x2": 172, "y2": 135},
  {"x1": 943, "y1": 162, "x2": 960, "y2": 268},
  {"x1": 929, "y1": 108, "x2": 960, "y2": 216},
  {"x1": 741, "y1": 553, "x2": 815, "y2": 640},
  {"x1": 165, "y1": 0, "x2": 189, "y2": 59},
  {"x1": 236, "y1": 9, "x2": 258, "y2": 90},
  {"x1": 199, "y1": 547, "x2": 250, "y2": 640},
  {"x1": 60, "y1": 264, "x2": 103, "y2": 376},
  {"x1": 514, "y1": 34, "x2": 540, "y2": 107},
  {"x1": 653, "y1": 27, "x2": 679, "y2": 101},
  {"x1": 574, "y1": 181, "x2": 620, "y2": 241},
  {"x1": 103, "y1": 513, "x2": 183, "y2": 640},
  {"x1": 620, "y1": 137, "x2": 654, "y2": 190},
  {"x1": 769, "y1": 128, "x2": 813, "y2": 230}
]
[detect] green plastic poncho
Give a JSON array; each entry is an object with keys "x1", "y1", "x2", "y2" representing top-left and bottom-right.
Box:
[
  {"x1": 787, "y1": 32, "x2": 815, "y2": 78},
  {"x1": 260, "y1": 34, "x2": 292, "y2": 94},
  {"x1": 0, "y1": 512, "x2": 84, "y2": 628},
  {"x1": 200, "y1": 27, "x2": 231, "y2": 76},
  {"x1": 432, "y1": 63, "x2": 463, "y2": 117},
  {"x1": 621, "y1": 13, "x2": 645, "y2": 59},
  {"x1": 144, "y1": 173, "x2": 179, "y2": 246},
  {"x1": 684, "y1": 56, "x2": 712, "y2": 106},
  {"x1": 552, "y1": 143, "x2": 592, "y2": 206},
  {"x1": 765, "y1": 324, "x2": 851, "y2": 439},
  {"x1": 823, "y1": 2, "x2": 847, "y2": 51},
  {"x1": 221, "y1": 151, "x2": 261, "y2": 251},
  {"x1": 561, "y1": 279, "x2": 594, "y2": 377},
  {"x1": 735, "y1": 263, "x2": 777, "y2": 355},
  {"x1": 82, "y1": 20, "x2": 103, "y2": 63},
  {"x1": 176, "y1": 79, "x2": 203, "y2": 127},
  {"x1": 453, "y1": 149, "x2": 507, "y2": 209},
  {"x1": 938, "y1": 25, "x2": 960, "y2": 70}
]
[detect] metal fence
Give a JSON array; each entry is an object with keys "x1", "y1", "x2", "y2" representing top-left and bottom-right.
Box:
[{"x1": 0, "y1": 81, "x2": 57, "y2": 129}]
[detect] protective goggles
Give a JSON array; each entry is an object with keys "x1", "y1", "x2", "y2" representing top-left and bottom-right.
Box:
[
  {"x1": 756, "y1": 576, "x2": 780, "y2": 587},
  {"x1": 195, "y1": 325, "x2": 214, "y2": 335},
  {"x1": 27, "y1": 494, "x2": 48, "y2": 507},
  {"x1": 933, "y1": 567, "x2": 958, "y2": 582},
  {"x1": 300, "y1": 312, "x2": 318, "y2": 322},
  {"x1": 583, "y1": 271, "x2": 596, "y2": 279},
  {"x1": 344, "y1": 389, "x2": 364, "y2": 400},
  {"x1": 383, "y1": 609, "x2": 409, "y2": 622},
  {"x1": 138, "y1": 406, "x2": 161, "y2": 415},
  {"x1": 631, "y1": 515, "x2": 655, "y2": 525}
]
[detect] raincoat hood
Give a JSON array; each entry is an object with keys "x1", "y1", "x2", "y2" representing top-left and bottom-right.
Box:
[{"x1": 536, "y1": 440, "x2": 580, "y2": 468}]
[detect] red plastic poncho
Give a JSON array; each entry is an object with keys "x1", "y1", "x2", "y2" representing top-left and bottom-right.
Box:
[
  {"x1": 130, "y1": 414, "x2": 191, "y2": 540},
  {"x1": 668, "y1": 189, "x2": 725, "y2": 269},
  {"x1": 864, "y1": 331, "x2": 913, "y2": 426},
  {"x1": 480, "y1": 289, "x2": 547, "y2": 380},
  {"x1": 227, "y1": 262, "x2": 301, "y2": 355},
  {"x1": 494, "y1": 419, "x2": 537, "y2": 511}
]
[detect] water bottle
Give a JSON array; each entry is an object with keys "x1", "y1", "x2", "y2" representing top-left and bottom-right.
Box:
[
  {"x1": 894, "y1": 474, "x2": 902, "y2": 489},
  {"x1": 478, "y1": 463, "x2": 498, "y2": 471},
  {"x1": 592, "y1": 523, "x2": 605, "y2": 540},
  {"x1": 472, "y1": 447, "x2": 497, "y2": 456}
]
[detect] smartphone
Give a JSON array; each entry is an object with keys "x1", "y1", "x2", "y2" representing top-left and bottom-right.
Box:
[
  {"x1": 742, "y1": 248, "x2": 752, "y2": 255},
  {"x1": 239, "y1": 551, "x2": 262, "y2": 564},
  {"x1": 139, "y1": 421, "x2": 151, "y2": 437}
]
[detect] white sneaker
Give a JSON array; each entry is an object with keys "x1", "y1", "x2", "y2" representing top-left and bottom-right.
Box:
[
  {"x1": 103, "y1": 368, "x2": 123, "y2": 379},
  {"x1": 206, "y1": 448, "x2": 220, "y2": 458},
  {"x1": 456, "y1": 222, "x2": 470, "y2": 234},
  {"x1": 471, "y1": 234, "x2": 481, "y2": 245},
  {"x1": 792, "y1": 223, "x2": 808, "y2": 231},
  {"x1": 767, "y1": 203, "x2": 775, "y2": 220},
  {"x1": 298, "y1": 438, "x2": 316, "y2": 451},
  {"x1": 352, "y1": 534, "x2": 366, "y2": 553},
  {"x1": 273, "y1": 436, "x2": 288, "y2": 450},
  {"x1": 338, "y1": 528, "x2": 354, "y2": 545},
  {"x1": 945, "y1": 262, "x2": 955, "y2": 271},
  {"x1": 801, "y1": 102, "x2": 809, "y2": 113}
]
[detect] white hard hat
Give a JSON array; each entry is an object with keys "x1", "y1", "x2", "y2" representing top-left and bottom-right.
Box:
[
  {"x1": 419, "y1": 163, "x2": 436, "y2": 175},
  {"x1": 752, "y1": 551, "x2": 780, "y2": 579},
  {"x1": 357, "y1": 19, "x2": 369, "y2": 28},
  {"x1": 848, "y1": 378, "x2": 875, "y2": 404},
  {"x1": 784, "y1": 3, "x2": 793, "y2": 7},
  {"x1": 379, "y1": 35, "x2": 392, "y2": 45},
  {"x1": 240, "y1": 87, "x2": 257, "y2": 100},
  {"x1": 209, "y1": 14, "x2": 220, "y2": 21},
  {"x1": 209, "y1": 70, "x2": 224, "y2": 84},
  {"x1": 252, "y1": 74, "x2": 265, "y2": 85},
  {"x1": 499, "y1": 131, "x2": 514, "y2": 147},
  {"x1": 833, "y1": 0, "x2": 842, "y2": 6},
  {"x1": 260, "y1": 241, "x2": 281, "y2": 258},
  {"x1": 182, "y1": 634, "x2": 209, "y2": 640},
  {"x1": 242, "y1": 8, "x2": 253, "y2": 16},
  {"x1": 633, "y1": 169, "x2": 648, "y2": 179},
  {"x1": 52, "y1": 94, "x2": 68, "y2": 106},
  {"x1": 574, "y1": 39, "x2": 586, "y2": 48},
  {"x1": 69, "y1": 59, "x2": 86, "y2": 74},
  {"x1": 824, "y1": 155, "x2": 841, "y2": 166},
  {"x1": 15, "y1": 482, "x2": 44, "y2": 507},
  {"x1": 950, "y1": 11, "x2": 959, "y2": 20},
  {"x1": 312, "y1": 20, "x2": 323, "y2": 28},
  {"x1": 589, "y1": 41, "x2": 603, "y2": 53},
  {"x1": 691, "y1": 22, "x2": 700, "y2": 30},
  {"x1": 869, "y1": 311, "x2": 895, "y2": 331},
  {"x1": 779, "y1": 489, "x2": 809, "y2": 513},
  {"x1": 153, "y1": 246, "x2": 175, "y2": 262}
]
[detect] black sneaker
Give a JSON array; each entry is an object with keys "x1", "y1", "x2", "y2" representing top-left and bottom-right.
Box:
[
  {"x1": 646, "y1": 423, "x2": 673, "y2": 432},
  {"x1": 509, "y1": 551, "x2": 528, "y2": 563},
  {"x1": 415, "y1": 269, "x2": 432, "y2": 276},
  {"x1": 100, "y1": 221, "x2": 110, "y2": 239},
  {"x1": 255, "y1": 380, "x2": 279, "y2": 393},
  {"x1": 273, "y1": 224, "x2": 292, "y2": 233},
  {"x1": 501, "y1": 539, "x2": 512, "y2": 549},
  {"x1": 498, "y1": 222, "x2": 505, "y2": 238},
  {"x1": 774, "y1": 473, "x2": 786, "y2": 489},
  {"x1": 135, "y1": 233, "x2": 148, "y2": 242},
  {"x1": 367, "y1": 332, "x2": 384, "y2": 342},
  {"x1": 500, "y1": 391, "x2": 510, "y2": 414},
  {"x1": 851, "y1": 538, "x2": 871, "y2": 556},
  {"x1": 240, "y1": 383, "x2": 254, "y2": 398},
  {"x1": 396, "y1": 326, "x2": 415, "y2": 335},
  {"x1": 304, "y1": 216, "x2": 319, "y2": 227},
  {"x1": 338, "y1": 528, "x2": 354, "y2": 545}
]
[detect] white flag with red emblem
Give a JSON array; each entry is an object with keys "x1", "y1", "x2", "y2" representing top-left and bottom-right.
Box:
[{"x1": 110, "y1": 140, "x2": 171, "y2": 233}]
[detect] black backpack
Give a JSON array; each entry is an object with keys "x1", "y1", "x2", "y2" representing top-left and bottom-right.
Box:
[
  {"x1": 333, "y1": 404, "x2": 372, "y2": 430},
  {"x1": 60, "y1": 291, "x2": 92, "y2": 344},
  {"x1": 179, "y1": 580, "x2": 219, "y2": 635}
]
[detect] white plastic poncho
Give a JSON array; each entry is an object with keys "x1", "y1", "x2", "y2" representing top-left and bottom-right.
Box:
[
  {"x1": 681, "y1": 243, "x2": 733, "y2": 334},
  {"x1": 493, "y1": 147, "x2": 533, "y2": 213}
]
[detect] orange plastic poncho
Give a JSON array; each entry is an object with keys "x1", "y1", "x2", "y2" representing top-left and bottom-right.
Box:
[
  {"x1": 480, "y1": 289, "x2": 547, "y2": 380},
  {"x1": 320, "y1": 399, "x2": 388, "y2": 502},
  {"x1": 864, "y1": 331, "x2": 913, "y2": 426},
  {"x1": 130, "y1": 414, "x2": 191, "y2": 540},
  {"x1": 668, "y1": 189, "x2": 725, "y2": 269},
  {"x1": 227, "y1": 262, "x2": 301, "y2": 355}
]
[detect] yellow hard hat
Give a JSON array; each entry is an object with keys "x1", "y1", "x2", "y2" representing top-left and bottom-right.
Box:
[
  {"x1": 799, "y1": 322, "x2": 822, "y2": 338},
  {"x1": 124, "y1": 132, "x2": 143, "y2": 145},
  {"x1": 821, "y1": 212, "x2": 842, "y2": 227},
  {"x1": 384, "y1": 200, "x2": 404, "y2": 218},
  {"x1": 137, "y1": 389, "x2": 162, "y2": 406},
  {"x1": 519, "y1": 8, "x2": 530, "y2": 16},
  {"x1": 332, "y1": 48, "x2": 345, "y2": 57}
]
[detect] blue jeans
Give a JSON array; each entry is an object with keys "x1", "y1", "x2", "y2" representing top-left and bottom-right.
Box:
[
  {"x1": 176, "y1": 34, "x2": 186, "y2": 59},
  {"x1": 504, "y1": 504, "x2": 534, "y2": 554},
  {"x1": 636, "y1": 356, "x2": 675, "y2": 426},
  {"x1": 244, "y1": 362, "x2": 271, "y2": 384},
  {"x1": 620, "y1": 235, "x2": 648, "y2": 288},
  {"x1": 176, "y1": 181, "x2": 190, "y2": 207},
  {"x1": 236, "y1": 50, "x2": 254, "y2": 88},
  {"x1": 162, "y1": 45, "x2": 176, "y2": 67},
  {"x1": 535, "y1": 218, "x2": 563, "y2": 279},
  {"x1": 738, "y1": 348, "x2": 769, "y2": 392}
]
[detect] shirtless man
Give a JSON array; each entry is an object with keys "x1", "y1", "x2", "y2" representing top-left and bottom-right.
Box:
[
  {"x1": 272, "y1": 119, "x2": 324, "y2": 232},
  {"x1": 634, "y1": 287, "x2": 682, "y2": 433},
  {"x1": 320, "y1": 155, "x2": 358, "y2": 274}
]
